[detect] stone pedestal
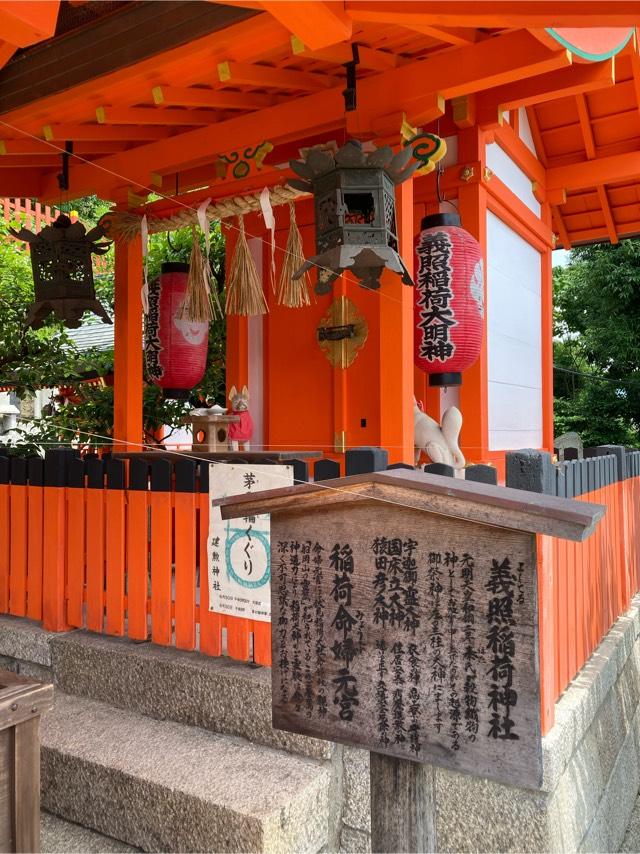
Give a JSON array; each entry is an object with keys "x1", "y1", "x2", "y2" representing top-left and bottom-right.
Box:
[{"x1": 185, "y1": 413, "x2": 240, "y2": 452}]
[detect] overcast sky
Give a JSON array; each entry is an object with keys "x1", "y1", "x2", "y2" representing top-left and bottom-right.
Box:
[{"x1": 553, "y1": 248, "x2": 571, "y2": 268}]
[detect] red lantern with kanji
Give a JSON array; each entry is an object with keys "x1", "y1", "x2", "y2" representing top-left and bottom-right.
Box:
[
  {"x1": 145, "y1": 262, "x2": 209, "y2": 399},
  {"x1": 414, "y1": 212, "x2": 484, "y2": 386}
]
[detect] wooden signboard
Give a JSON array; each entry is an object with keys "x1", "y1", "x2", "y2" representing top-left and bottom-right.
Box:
[{"x1": 219, "y1": 471, "x2": 604, "y2": 850}]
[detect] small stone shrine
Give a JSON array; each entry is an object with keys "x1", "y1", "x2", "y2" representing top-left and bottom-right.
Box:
[{"x1": 218, "y1": 470, "x2": 603, "y2": 791}]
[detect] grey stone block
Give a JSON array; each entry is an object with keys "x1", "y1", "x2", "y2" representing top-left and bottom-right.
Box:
[
  {"x1": 435, "y1": 766, "x2": 559, "y2": 853},
  {"x1": 505, "y1": 449, "x2": 554, "y2": 494},
  {"x1": 342, "y1": 746, "x2": 370, "y2": 833},
  {"x1": 0, "y1": 653, "x2": 52, "y2": 683},
  {"x1": 620, "y1": 788, "x2": 640, "y2": 852},
  {"x1": 0, "y1": 614, "x2": 69, "y2": 665},
  {"x1": 339, "y1": 825, "x2": 371, "y2": 854},
  {"x1": 41, "y1": 692, "x2": 330, "y2": 853},
  {"x1": 51, "y1": 632, "x2": 331, "y2": 760},
  {"x1": 41, "y1": 812, "x2": 138, "y2": 853},
  {"x1": 579, "y1": 713, "x2": 640, "y2": 852}
]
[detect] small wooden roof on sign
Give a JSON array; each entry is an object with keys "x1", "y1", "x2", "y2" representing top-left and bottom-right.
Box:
[{"x1": 217, "y1": 470, "x2": 605, "y2": 543}]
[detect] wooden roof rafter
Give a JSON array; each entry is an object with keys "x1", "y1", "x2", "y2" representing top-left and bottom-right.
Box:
[{"x1": 32, "y1": 28, "x2": 574, "y2": 201}]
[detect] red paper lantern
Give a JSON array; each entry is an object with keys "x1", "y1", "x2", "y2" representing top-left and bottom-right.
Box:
[
  {"x1": 145, "y1": 262, "x2": 209, "y2": 399},
  {"x1": 414, "y1": 213, "x2": 484, "y2": 387}
]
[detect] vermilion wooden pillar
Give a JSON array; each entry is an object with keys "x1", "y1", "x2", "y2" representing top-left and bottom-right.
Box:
[
  {"x1": 379, "y1": 178, "x2": 414, "y2": 465},
  {"x1": 113, "y1": 236, "x2": 143, "y2": 451},
  {"x1": 457, "y1": 127, "x2": 489, "y2": 465}
]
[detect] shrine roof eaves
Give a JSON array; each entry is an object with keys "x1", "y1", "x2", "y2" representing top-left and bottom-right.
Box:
[{"x1": 217, "y1": 470, "x2": 605, "y2": 542}]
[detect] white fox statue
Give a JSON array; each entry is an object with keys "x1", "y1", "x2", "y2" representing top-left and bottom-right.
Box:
[{"x1": 414, "y1": 399, "x2": 465, "y2": 471}]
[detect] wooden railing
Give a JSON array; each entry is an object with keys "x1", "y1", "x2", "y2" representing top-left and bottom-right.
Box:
[
  {"x1": 2, "y1": 198, "x2": 61, "y2": 231},
  {"x1": 507, "y1": 447, "x2": 640, "y2": 733},
  {"x1": 1, "y1": 444, "x2": 639, "y2": 736}
]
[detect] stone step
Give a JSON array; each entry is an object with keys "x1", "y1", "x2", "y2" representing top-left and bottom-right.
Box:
[
  {"x1": 51, "y1": 631, "x2": 330, "y2": 760},
  {"x1": 41, "y1": 812, "x2": 139, "y2": 853},
  {"x1": 41, "y1": 692, "x2": 331, "y2": 853}
]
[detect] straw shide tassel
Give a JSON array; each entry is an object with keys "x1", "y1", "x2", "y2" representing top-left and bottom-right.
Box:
[
  {"x1": 178, "y1": 225, "x2": 222, "y2": 322},
  {"x1": 226, "y1": 215, "x2": 268, "y2": 316},
  {"x1": 277, "y1": 202, "x2": 311, "y2": 308}
]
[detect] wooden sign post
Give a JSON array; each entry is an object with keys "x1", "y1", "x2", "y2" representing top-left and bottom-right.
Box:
[{"x1": 218, "y1": 470, "x2": 604, "y2": 853}]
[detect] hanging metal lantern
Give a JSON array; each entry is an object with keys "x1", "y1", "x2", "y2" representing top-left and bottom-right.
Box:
[
  {"x1": 414, "y1": 212, "x2": 484, "y2": 387},
  {"x1": 145, "y1": 262, "x2": 209, "y2": 400},
  {"x1": 288, "y1": 139, "x2": 417, "y2": 294},
  {"x1": 10, "y1": 213, "x2": 112, "y2": 329}
]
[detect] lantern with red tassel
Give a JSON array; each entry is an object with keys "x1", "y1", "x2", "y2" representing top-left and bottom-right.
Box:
[
  {"x1": 414, "y1": 212, "x2": 484, "y2": 386},
  {"x1": 145, "y1": 262, "x2": 209, "y2": 399}
]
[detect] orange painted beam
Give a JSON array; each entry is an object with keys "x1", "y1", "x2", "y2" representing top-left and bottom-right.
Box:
[
  {"x1": 0, "y1": 1, "x2": 59, "y2": 48},
  {"x1": 113, "y1": 237, "x2": 143, "y2": 451},
  {"x1": 346, "y1": 1, "x2": 640, "y2": 28},
  {"x1": 97, "y1": 106, "x2": 217, "y2": 127},
  {"x1": 575, "y1": 93, "x2": 597, "y2": 159},
  {"x1": 597, "y1": 185, "x2": 619, "y2": 244},
  {"x1": 44, "y1": 124, "x2": 170, "y2": 142},
  {"x1": 259, "y1": 1, "x2": 352, "y2": 51},
  {"x1": 0, "y1": 171, "x2": 42, "y2": 197},
  {"x1": 547, "y1": 150, "x2": 640, "y2": 191},
  {"x1": 0, "y1": 41, "x2": 15, "y2": 71},
  {"x1": 2, "y1": 138, "x2": 128, "y2": 155},
  {"x1": 217, "y1": 60, "x2": 337, "y2": 90},
  {"x1": 152, "y1": 85, "x2": 274, "y2": 111},
  {"x1": 291, "y1": 38, "x2": 396, "y2": 72},
  {"x1": 40, "y1": 30, "x2": 570, "y2": 200},
  {"x1": 407, "y1": 25, "x2": 477, "y2": 46},
  {"x1": 477, "y1": 59, "x2": 614, "y2": 126},
  {"x1": 493, "y1": 123, "x2": 545, "y2": 187},
  {"x1": 0, "y1": 155, "x2": 60, "y2": 168},
  {"x1": 485, "y1": 174, "x2": 554, "y2": 250}
]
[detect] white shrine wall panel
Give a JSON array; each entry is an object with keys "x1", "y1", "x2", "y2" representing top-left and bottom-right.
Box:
[
  {"x1": 487, "y1": 211, "x2": 543, "y2": 451},
  {"x1": 518, "y1": 108, "x2": 537, "y2": 156},
  {"x1": 486, "y1": 142, "x2": 541, "y2": 216}
]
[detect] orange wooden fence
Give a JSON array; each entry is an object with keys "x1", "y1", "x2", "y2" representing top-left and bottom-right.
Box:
[
  {"x1": 1, "y1": 446, "x2": 640, "y2": 734},
  {"x1": 533, "y1": 450, "x2": 640, "y2": 733},
  {"x1": 0, "y1": 451, "x2": 272, "y2": 665},
  {"x1": 2, "y1": 197, "x2": 61, "y2": 231}
]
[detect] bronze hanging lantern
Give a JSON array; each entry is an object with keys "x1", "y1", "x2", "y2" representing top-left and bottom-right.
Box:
[
  {"x1": 288, "y1": 139, "x2": 417, "y2": 294},
  {"x1": 10, "y1": 213, "x2": 112, "y2": 329}
]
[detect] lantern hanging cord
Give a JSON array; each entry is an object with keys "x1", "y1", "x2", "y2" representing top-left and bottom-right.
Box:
[{"x1": 0, "y1": 116, "x2": 456, "y2": 316}]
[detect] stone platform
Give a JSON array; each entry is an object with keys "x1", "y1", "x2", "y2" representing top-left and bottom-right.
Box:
[{"x1": 3, "y1": 598, "x2": 640, "y2": 852}]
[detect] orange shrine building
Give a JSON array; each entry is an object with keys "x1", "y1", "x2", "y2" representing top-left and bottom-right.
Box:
[
  {"x1": 3, "y1": 4, "x2": 640, "y2": 852},
  {"x1": 1, "y1": 2, "x2": 640, "y2": 474}
]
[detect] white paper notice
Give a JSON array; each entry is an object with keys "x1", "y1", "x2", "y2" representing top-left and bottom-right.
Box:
[{"x1": 208, "y1": 463, "x2": 293, "y2": 621}]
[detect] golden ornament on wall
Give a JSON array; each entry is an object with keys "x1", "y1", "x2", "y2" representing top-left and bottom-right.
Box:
[{"x1": 316, "y1": 296, "x2": 368, "y2": 368}]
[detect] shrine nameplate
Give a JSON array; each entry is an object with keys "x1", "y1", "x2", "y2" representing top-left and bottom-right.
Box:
[
  {"x1": 271, "y1": 502, "x2": 541, "y2": 789},
  {"x1": 218, "y1": 470, "x2": 605, "y2": 794}
]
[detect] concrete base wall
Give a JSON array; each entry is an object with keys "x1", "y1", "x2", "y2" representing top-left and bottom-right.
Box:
[{"x1": 3, "y1": 597, "x2": 640, "y2": 852}]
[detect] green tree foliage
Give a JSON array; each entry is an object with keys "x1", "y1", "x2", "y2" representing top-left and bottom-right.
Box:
[
  {"x1": 0, "y1": 200, "x2": 226, "y2": 453},
  {"x1": 554, "y1": 240, "x2": 640, "y2": 447}
]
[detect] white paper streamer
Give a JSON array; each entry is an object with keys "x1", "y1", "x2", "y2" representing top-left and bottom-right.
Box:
[
  {"x1": 197, "y1": 196, "x2": 212, "y2": 259},
  {"x1": 140, "y1": 214, "x2": 149, "y2": 314},
  {"x1": 259, "y1": 186, "x2": 276, "y2": 281}
]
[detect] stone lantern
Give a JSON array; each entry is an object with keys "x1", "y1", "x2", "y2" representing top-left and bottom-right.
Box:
[
  {"x1": 10, "y1": 213, "x2": 112, "y2": 329},
  {"x1": 288, "y1": 139, "x2": 417, "y2": 294}
]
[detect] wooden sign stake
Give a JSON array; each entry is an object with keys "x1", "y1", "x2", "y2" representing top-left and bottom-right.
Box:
[
  {"x1": 370, "y1": 753, "x2": 436, "y2": 853},
  {"x1": 217, "y1": 471, "x2": 605, "y2": 854}
]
